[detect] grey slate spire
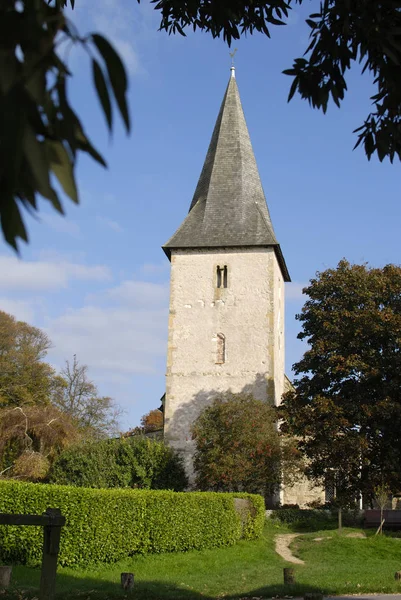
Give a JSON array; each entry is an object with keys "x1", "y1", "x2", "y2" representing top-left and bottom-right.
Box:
[{"x1": 163, "y1": 68, "x2": 290, "y2": 282}]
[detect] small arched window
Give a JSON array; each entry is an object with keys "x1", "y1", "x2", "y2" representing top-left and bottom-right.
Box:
[{"x1": 216, "y1": 333, "x2": 225, "y2": 364}]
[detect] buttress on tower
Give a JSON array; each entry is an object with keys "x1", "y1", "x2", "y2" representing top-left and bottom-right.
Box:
[{"x1": 162, "y1": 67, "x2": 291, "y2": 482}]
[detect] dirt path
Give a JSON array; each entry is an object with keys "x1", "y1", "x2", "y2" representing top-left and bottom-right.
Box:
[{"x1": 275, "y1": 533, "x2": 305, "y2": 564}]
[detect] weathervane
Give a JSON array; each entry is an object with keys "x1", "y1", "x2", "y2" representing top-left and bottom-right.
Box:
[{"x1": 229, "y1": 48, "x2": 238, "y2": 67}]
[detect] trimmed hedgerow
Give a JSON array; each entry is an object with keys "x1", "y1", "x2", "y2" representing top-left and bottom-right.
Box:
[
  {"x1": 0, "y1": 481, "x2": 264, "y2": 567},
  {"x1": 231, "y1": 493, "x2": 265, "y2": 540}
]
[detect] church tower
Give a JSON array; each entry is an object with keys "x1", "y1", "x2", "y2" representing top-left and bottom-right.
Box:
[{"x1": 162, "y1": 67, "x2": 290, "y2": 478}]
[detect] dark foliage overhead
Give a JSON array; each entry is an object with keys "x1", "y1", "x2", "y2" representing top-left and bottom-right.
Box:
[
  {"x1": 155, "y1": 0, "x2": 401, "y2": 163},
  {"x1": 1, "y1": 0, "x2": 400, "y2": 249}
]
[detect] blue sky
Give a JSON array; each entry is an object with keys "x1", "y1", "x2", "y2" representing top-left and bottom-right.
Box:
[{"x1": 1, "y1": 0, "x2": 400, "y2": 430}]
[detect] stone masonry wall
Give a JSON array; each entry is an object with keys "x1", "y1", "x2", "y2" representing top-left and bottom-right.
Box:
[{"x1": 164, "y1": 247, "x2": 285, "y2": 482}]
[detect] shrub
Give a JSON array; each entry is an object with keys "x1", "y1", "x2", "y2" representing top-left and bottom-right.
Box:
[
  {"x1": 270, "y1": 508, "x2": 335, "y2": 530},
  {"x1": 0, "y1": 480, "x2": 264, "y2": 567},
  {"x1": 192, "y1": 393, "x2": 282, "y2": 495},
  {"x1": 49, "y1": 436, "x2": 188, "y2": 491},
  {"x1": 270, "y1": 507, "x2": 363, "y2": 530}
]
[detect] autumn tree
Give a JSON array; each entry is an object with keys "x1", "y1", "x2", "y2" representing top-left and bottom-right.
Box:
[
  {"x1": 0, "y1": 403, "x2": 78, "y2": 481},
  {"x1": 192, "y1": 393, "x2": 299, "y2": 498},
  {"x1": 2, "y1": 1, "x2": 400, "y2": 250},
  {"x1": 140, "y1": 409, "x2": 163, "y2": 433},
  {"x1": 0, "y1": 311, "x2": 61, "y2": 407},
  {"x1": 280, "y1": 260, "x2": 401, "y2": 505},
  {"x1": 0, "y1": 312, "x2": 121, "y2": 478},
  {"x1": 54, "y1": 355, "x2": 122, "y2": 437}
]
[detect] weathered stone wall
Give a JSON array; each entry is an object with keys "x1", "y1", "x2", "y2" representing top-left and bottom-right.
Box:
[
  {"x1": 164, "y1": 247, "x2": 285, "y2": 482},
  {"x1": 281, "y1": 477, "x2": 325, "y2": 508},
  {"x1": 273, "y1": 256, "x2": 285, "y2": 406}
]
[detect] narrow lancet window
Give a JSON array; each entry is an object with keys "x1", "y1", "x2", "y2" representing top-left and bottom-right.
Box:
[
  {"x1": 216, "y1": 266, "x2": 222, "y2": 288},
  {"x1": 216, "y1": 265, "x2": 228, "y2": 288},
  {"x1": 216, "y1": 333, "x2": 225, "y2": 364}
]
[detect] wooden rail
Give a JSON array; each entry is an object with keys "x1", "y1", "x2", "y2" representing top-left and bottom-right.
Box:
[
  {"x1": 0, "y1": 507, "x2": 66, "y2": 600},
  {"x1": 365, "y1": 509, "x2": 401, "y2": 528}
]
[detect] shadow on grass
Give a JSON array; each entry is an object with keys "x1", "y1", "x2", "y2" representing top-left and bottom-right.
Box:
[
  {"x1": 4, "y1": 570, "x2": 331, "y2": 600},
  {"x1": 280, "y1": 520, "x2": 338, "y2": 533}
]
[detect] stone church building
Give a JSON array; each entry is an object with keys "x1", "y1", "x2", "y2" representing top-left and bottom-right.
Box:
[{"x1": 162, "y1": 67, "x2": 323, "y2": 507}]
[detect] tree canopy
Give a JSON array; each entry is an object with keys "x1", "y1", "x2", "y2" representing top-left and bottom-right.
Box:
[
  {"x1": 0, "y1": 311, "x2": 60, "y2": 407},
  {"x1": 0, "y1": 310, "x2": 122, "y2": 481},
  {"x1": 279, "y1": 260, "x2": 401, "y2": 505},
  {"x1": 192, "y1": 393, "x2": 299, "y2": 498},
  {"x1": 140, "y1": 409, "x2": 163, "y2": 433},
  {"x1": 54, "y1": 355, "x2": 122, "y2": 437},
  {"x1": 0, "y1": 404, "x2": 77, "y2": 480},
  {"x1": 1, "y1": 0, "x2": 400, "y2": 249}
]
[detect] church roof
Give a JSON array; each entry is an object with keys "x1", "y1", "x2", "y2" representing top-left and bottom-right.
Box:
[{"x1": 163, "y1": 68, "x2": 290, "y2": 282}]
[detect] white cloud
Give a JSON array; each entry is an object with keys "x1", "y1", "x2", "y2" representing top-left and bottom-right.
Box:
[
  {"x1": 0, "y1": 297, "x2": 36, "y2": 322},
  {"x1": 140, "y1": 262, "x2": 170, "y2": 275},
  {"x1": 47, "y1": 304, "x2": 168, "y2": 375},
  {"x1": 96, "y1": 216, "x2": 124, "y2": 233},
  {"x1": 0, "y1": 256, "x2": 111, "y2": 292},
  {"x1": 108, "y1": 280, "x2": 169, "y2": 306},
  {"x1": 44, "y1": 273, "x2": 169, "y2": 376},
  {"x1": 41, "y1": 213, "x2": 81, "y2": 237}
]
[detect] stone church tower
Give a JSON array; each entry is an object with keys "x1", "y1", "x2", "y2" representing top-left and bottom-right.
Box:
[{"x1": 162, "y1": 67, "x2": 291, "y2": 480}]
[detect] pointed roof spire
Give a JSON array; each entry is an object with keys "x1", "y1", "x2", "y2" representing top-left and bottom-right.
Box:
[{"x1": 163, "y1": 70, "x2": 290, "y2": 282}]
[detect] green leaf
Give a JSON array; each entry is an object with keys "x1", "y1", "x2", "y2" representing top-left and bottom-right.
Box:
[
  {"x1": 92, "y1": 59, "x2": 112, "y2": 132},
  {"x1": 75, "y1": 128, "x2": 107, "y2": 168},
  {"x1": 288, "y1": 77, "x2": 298, "y2": 102},
  {"x1": 331, "y1": 85, "x2": 341, "y2": 108},
  {"x1": 91, "y1": 34, "x2": 130, "y2": 132},
  {"x1": 22, "y1": 124, "x2": 62, "y2": 212},
  {"x1": 46, "y1": 141, "x2": 79, "y2": 204},
  {"x1": 364, "y1": 132, "x2": 374, "y2": 159},
  {"x1": 306, "y1": 19, "x2": 318, "y2": 29},
  {"x1": 1, "y1": 196, "x2": 28, "y2": 251},
  {"x1": 24, "y1": 64, "x2": 46, "y2": 105}
]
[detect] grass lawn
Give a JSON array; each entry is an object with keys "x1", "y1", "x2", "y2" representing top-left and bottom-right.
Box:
[{"x1": 6, "y1": 521, "x2": 401, "y2": 599}]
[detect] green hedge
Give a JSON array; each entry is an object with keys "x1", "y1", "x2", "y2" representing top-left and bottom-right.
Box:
[
  {"x1": 269, "y1": 507, "x2": 363, "y2": 529},
  {"x1": 232, "y1": 493, "x2": 265, "y2": 539},
  {"x1": 270, "y1": 508, "x2": 333, "y2": 528},
  {"x1": 0, "y1": 481, "x2": 264, "y2": 567}
]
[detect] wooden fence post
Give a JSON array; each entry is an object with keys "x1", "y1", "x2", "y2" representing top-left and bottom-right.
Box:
[
  {"x1": 283, "y1": 568, "x2": 296, "y2": 584},
  {"x1": 39, "y1": 508, "x2": 63, "y2": 600},
  {"x1": 121, "y1": 572, "x2": 134, "y2": 591},
  {"x1": 0, "y1": 566, "x2": 12, "y2": 588}
]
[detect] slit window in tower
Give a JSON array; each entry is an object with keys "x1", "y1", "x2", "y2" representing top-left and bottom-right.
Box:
[
  {"x1": 216, "y1": 265, "x2": 228, "y2": 288},
  {"x1": 216, "y1": 266, "x2": 222, "y2": 288},
  {"x1": 223, "y1": 265, "x2": 228, "y2": 288},
  {"x1": 216, "y1": 333, "x2": 225, "y2": 364}
]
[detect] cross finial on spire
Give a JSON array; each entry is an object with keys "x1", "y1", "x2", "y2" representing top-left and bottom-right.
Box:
[{"x1": 229, "y1": 48, "x2": 238, "y2": 77}]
